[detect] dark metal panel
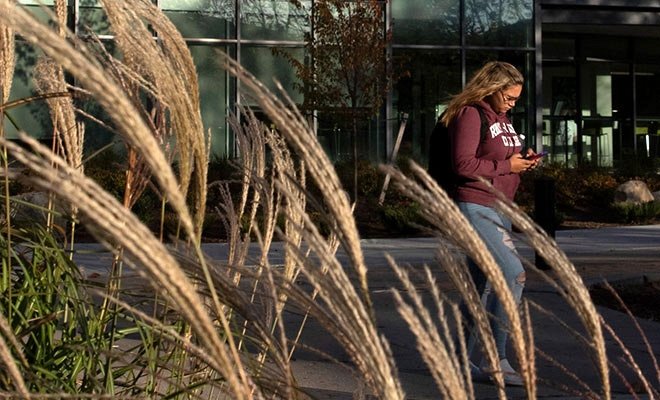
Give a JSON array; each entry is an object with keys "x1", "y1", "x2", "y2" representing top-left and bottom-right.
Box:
[
  {"x1": 543, "y1": 10, "x2": 660, "y2": 25},
  {"x1": 540, "y1": 0, "x2": 660, "y2": 9}
]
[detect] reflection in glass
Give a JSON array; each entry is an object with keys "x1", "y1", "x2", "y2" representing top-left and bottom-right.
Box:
[
  {"x1": 542, "y1": 61, "x2": 577, "y2": 165},
  {"x1": 78, "y1": 0, "x2": 112, "y2": 36},
  {"x1": 465, "y1": 0, "x2": 532, "y2": 47},
  {"x1": 391, "y1": 0, "x2": 459, "y2": 45},
  {"x1": 161, "y1": 0, "x2": 235, "y2": 39},
  {"x1": 189, "y1": 45, "x2": 232, "y2": 158},
  {"x1": 5, "y1": 42, "x2": 52, "y2": 141},
  {"x1": 18, "y1": 2, "x2": 59, "y2": 24},
  {"x1": 636, "y1": 64, "x2": 660, "y2": 158},
  {"x1": 581, "y1": 36, "x2": 627, "y2": 62},
  {"x1": 240, "y1": 0, "x2": 310, "y2": 41},
  {"x1": 636, "y1": 38, "x2": 660, "y2": 64},
  {"x1": 241, "y1": 46, "x2": 302, "y2": 105},
  {"x1": 579, "y1": 62, "x2": 629, "y2": 166},
  {"x1": 393, "y1": 49, "x2": 461, "y2": 164},
  {"x1": 18, "y1": 0, "x2": 54, "y2": 4}
]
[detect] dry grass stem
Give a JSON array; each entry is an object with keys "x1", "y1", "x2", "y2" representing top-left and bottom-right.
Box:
[
  {"x1": 267, "y1": 185, "x2": 404, "y2": 399},
  {"x1": 33, "y1": 58, "x2": 84, "y2": 172},
  {"x1": 600, "y1": 281, "x2": 660, "y2": 389},
  {"x1": 521, "y1": 301, "x2": 538, "y2": 398},
  {"x1": 228, "y1": 106, "x2": 269, "y2": 265},
  {"x1": 218, "y1": 59, "x2": 399, "y2": 395},
  {"x1": 101, "y1": 0, "x2": 209, "y2": 240},
  {"x1": 595, "y1": 283, "x2": 658, "y2": 397},
  {"x1": 527, "y1": 300, "x2": 603, "y2": 396},
  {"x1": 262, "y1": 116, "x2": 307, "y2": 283},
  {"x1": 212, "y1": 181, "x2": 247, "y2": 267},
  {"x1": 492, "y1": 194, "x2": 610, "y2": 398},
  {"x1": 0, "y1": 315, "x2": 29, "y2": 398},
  {"x1": 221, "y1": 54, "x2": 373, "y2": 315},
  {"x1": 434, "y1": 244, "x2": 506, "y2": 399},
  {"x1": 0, "y1": 0, "x2": 196, "y2": 242},
  {"x1": 599, "y1": 317, "x2": 658, "y2": 397},
  {"x1": 535, "y1": 348, "x2": 598, "y2": 398},
  {"x1": 382, "y1": 161, "x2": 532, "y2": 391},
  {"x1": 172, "y1": 248, "x2": 300, "y2": 398},
  {"x1": 388, "y1": 256, "x2": 470, "y2": 400},
  {"x1": 0, "y1": 22, "x2": 14, "y2": 104},
  {"x1": 2, "y1": 135, "x2": 258, "y2": 399}
]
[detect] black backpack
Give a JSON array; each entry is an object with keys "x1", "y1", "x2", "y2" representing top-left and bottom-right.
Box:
[{"x1": 427, "y1": 106, "x2": 489, "y2": 198}]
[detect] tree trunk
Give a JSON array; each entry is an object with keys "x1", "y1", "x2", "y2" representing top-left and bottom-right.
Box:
[{"x1": 352, "y1": 115, "x2": 358, "y2": 204}]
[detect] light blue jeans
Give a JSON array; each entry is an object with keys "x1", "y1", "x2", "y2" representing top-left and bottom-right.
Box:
[{"x1": 458, "y1": 202, "x2": 526, "y2": 360}]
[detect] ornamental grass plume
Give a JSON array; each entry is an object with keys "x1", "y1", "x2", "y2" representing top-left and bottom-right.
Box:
[
  {"x1": 381, "y1": 161, "x2": 534, "y2": 395},
  {"x1": 2, "y1": 134, "x2": 259, "y2": 399},
  {"x1": 32, "y1": 0, "x2": 83, "y2": 173},
  {"x1": 229, "y1": 104, "x2": 307, "y2": 290},
  {"x1": 493, "y1": 193, "x2": 614, "y2": 399},
  {"x1": 265, "y1": 178, "x2": 405, "y2": 399},
  {"x1": 490, "y1": 192, "x2": 611, "y2": 398},
  {"x1": 101, "y1": 0, "x2": 209, "y2": 241},
  {"x1": 31, "y1": 0, "x2": 83, "y2": 237},
  {"x1": 388, "y1": 256, "x2": 472, "y2": 400},
  {"x1": 220, "y1": 53, "x2": 373, "y2": 316},
  {"x1": 0, "y1": 0, "x2": 196, "y2": 242},
  {"x1": 220, "y1": 58, "x2": 405, "y2": 398},
  {"x1": 226, "y1": 105, "x2": 268, "y2": 269},
  {"x1": 0, "y1": 315, "x2": 29, "y2": 398},
  {"x1": 596, "y1": 282, "x2": 659, "y2": 397},
  {"x1": 33, "y1": 58, "x2": 84, "y2": 173},
  {"x1": 0, "y1": 21, "x2": 13, "y2": 106}
]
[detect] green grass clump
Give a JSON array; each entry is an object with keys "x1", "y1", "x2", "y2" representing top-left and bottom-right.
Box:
[{"x1": 612, "y1": 201, "x2": 660, "y2": 224}]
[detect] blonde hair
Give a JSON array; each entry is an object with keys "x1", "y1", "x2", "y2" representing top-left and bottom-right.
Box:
[{"x1": 440, "y1": 61, "x2": 523, "y2": 126}]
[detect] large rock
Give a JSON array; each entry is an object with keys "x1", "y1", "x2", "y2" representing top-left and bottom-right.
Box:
[{"x1": 614, "y1": 180, "x2": 654, "y2": 204}]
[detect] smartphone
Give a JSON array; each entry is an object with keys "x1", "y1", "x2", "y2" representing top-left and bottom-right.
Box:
[{"x1": 525, "y1": 151, "x2": 548, "y2": 161}]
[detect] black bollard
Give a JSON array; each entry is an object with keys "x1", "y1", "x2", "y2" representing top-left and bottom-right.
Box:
[{"x1": 534, "y1": 177, "x2": 556, "y2": 270}]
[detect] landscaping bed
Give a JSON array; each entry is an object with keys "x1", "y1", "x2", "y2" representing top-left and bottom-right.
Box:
[{"x1": 589, "y1": 278, "x2": 660, "y2": 322}]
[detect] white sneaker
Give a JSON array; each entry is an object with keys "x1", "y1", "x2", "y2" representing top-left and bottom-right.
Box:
[
  {"x1": 479, "y1": 358, "x2": 524, "y2": 386},
  {"x1": 499, "y1": 358, "x2": 524, "y2": 386}
]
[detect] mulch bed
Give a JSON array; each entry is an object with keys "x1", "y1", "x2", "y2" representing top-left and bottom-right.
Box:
[{"x1": 589, "y1": 279, "x2": 660, "y2": 322}]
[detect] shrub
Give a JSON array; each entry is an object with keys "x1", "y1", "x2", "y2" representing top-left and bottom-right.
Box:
[
  {"x1": 334, "y1": 158, "x2": 382, "y2": 198},
  {"x1": 519, "y1": 163, "x2": 619, "y2": 223},
  {"x1": 380, "y1": 200, "x2": 422, "y2": 233},
  {"x1": 612, "y1": 201, "x2": 660, "y2": 224}
]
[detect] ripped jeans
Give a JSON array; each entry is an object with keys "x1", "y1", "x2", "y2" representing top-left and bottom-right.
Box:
[{"x1": 458, "y1": 202, "x2": 526, "y2": 360}]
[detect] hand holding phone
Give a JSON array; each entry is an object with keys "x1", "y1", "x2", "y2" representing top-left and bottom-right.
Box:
[{"x1": 524, "y1": 151, "x2": 548, "y2": 161}]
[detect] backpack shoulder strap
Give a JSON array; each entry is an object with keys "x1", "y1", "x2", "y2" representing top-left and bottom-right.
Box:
[{"x1": 474, "y1": 105, "x2": 489, "y2": 142}]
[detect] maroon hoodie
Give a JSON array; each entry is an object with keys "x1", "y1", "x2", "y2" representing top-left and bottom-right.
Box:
[{"x1": 449, "y1": 100, "x2": 524, "y2": 206}]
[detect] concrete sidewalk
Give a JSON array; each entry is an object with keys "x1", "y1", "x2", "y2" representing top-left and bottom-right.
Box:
[
  {"x1": 73, "y1": 225, "x2": 660, "y2": 399},
  {"x1": 291, "y1": 225, "x2": 660, "y2": 399}
]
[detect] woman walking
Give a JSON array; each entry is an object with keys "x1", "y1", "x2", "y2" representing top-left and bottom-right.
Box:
[{"x1": 441, "y1": 61, "x2": 540, "y2": 386}]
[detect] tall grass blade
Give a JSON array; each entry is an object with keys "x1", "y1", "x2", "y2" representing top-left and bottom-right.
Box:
[
  {"x1": 0, "y1": 315, "x2": 29, "y2": 398},
  {"x1": 382, "y1": 161, "x2": 533, "y2": 393},
  {"x1": 0, "y1": 0, "x2": 196, "y2": 242},
  {"x1": 1, "y1": 134, "x2": 258, "y2": 399},
  {"x1": 221, "y1": 54, "x2": 373, "y2": 316},
  {"x1": 492, "y1": 193, "x2": 610, "y2": 398},
  {"x1": 101, "y1": 0, "x2": 208, "y2": 241}
]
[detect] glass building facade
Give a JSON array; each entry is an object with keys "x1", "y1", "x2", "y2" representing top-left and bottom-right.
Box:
[
  {"x1": 540, "y1": 0, "x2": 660, "y2": 166},
  {"x1": 5, "y1": 1, "x2": 660, "y2": 168}
]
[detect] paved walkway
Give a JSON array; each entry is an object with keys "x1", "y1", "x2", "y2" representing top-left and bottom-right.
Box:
[{"x1": 73, "y1": 225, "x2": 660, "y2": 399}]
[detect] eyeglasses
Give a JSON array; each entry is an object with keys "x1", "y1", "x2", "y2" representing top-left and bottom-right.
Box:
[{"x1": 501, "y1": 91, "x2": 519, "y2": 105}]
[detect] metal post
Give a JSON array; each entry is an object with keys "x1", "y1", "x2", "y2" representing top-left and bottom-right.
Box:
[{"x1": 534, "y1": 177, "x2": 556, "y2": 270}]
